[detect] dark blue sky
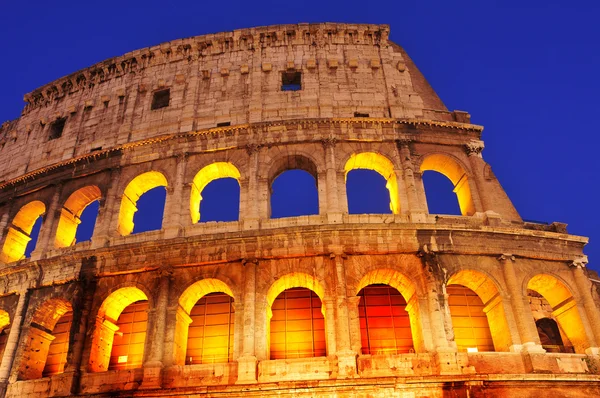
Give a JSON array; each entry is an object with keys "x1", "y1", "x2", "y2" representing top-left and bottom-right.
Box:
[{"x1": 2, "y1": 1, "x2": 598, "y2": 270}]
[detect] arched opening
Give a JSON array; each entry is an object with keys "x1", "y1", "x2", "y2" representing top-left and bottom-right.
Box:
[
  {"x1": 422, "y1": 171, "x2": 461, "y2": 215},
  {"x1": 346, "y1": 170, "x2": 392, "y2": 214},
  {"x1": 265, "y1": 273, "x2": 327, "y2": 360},
  {"x1": 1, "y1": 201, "x2": 46, "y2": 263},
  {"x1": 174, "y1": 279, "x2": 235, "y2": 365},
  {"x1": 447, "y1": 270, "x2": 512, "y2": 351},
  {"x1": 190, "y1": 162, "x2": 241, "y2": 223},
  {"x1": 0, "y1": 310, "x2": 10, "y2": 361},
  {"x1": 89, "y1": 287, "x2": 149, "y2": 372},
  {"x1": 447, "y1": 284, "x2": 494, "y2": 352},
  {"x1": 269, "y1": 156, "x2": 319, "y2": 219},
  {"x1": 109, "y1": 300, "x2": 148, "y2": 370},
  {"x1": 344, "y1": 152, "x2": 400, "y2": 214},
  {"x1": 355, "y1": 269, "x2": 422, "y2": 353},
  {"x1": 420, "y1": 154, "x2": 474, "y2": 216},
  {"x1": 118, "y1": 171, "x2": 168, "y2": 236},
  {"x1": 187, "y1": 293, "x2": 235, "y2": 364},
  {"x1": 527, "y1": 274, "x2": 589, "y2": 353},
  {"x1": 528, "y1": 289, "x2": 574, "y2": 353},
  {"x1": 55, "y1": 185, "x2": 101, "y2": 248},
  {"x1": 270, "y1": 287, "x2": 325, "y2": 359},
  {"x1": 358, "y1": 284, "x2": 413, "y2": 354},
  {"x1": 17, "y1": 299, "x2": 72, "y2": 380}
]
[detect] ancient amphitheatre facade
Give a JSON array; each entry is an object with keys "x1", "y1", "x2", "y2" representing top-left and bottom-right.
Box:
[{"x1": 0, "y1": 22, "x2": 598, "y2": 397}]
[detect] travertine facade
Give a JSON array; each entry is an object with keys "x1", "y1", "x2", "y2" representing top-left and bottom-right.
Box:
[{"x1": 0, "y1": 23, "x2": 598, "y2": 397}]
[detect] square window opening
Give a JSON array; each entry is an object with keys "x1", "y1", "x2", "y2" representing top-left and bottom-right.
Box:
[
  {"x1": 151, "y1": 89, "x2": 170, "y2": 110},
  {"x1": 281, "y1": 71, "x2": 302, "y2": 91},
  {"x1": 49, "y1": 118, "x2": 66, "y2": 140},
  {"x1": 216, "y1": 121, "x2": 231, "y2": 127},
  {"x1": 354, "y1": 112, "x2": 370, "y2": 118}
]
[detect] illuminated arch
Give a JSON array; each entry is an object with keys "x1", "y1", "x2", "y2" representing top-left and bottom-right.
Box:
[
  {"x1": 117, "y1": 171, "x2": 168, "y2": 236},
  {"x1": 1, "y1": 201, "x2": 46, "y2": 263},
  {"x1": 89, "y1": 287, "x2": 149, "y2": 372},
  {"x1": 344, "y1": 152, "x2": 400, "y2": 214},
  {"x1": 266, "y1": 273, "x2": 327, "y2": 359},
  {"x1": 527, "y1": 274, "x2": 590, "y2": 353},
  {"x1": 420, "y1": 153, "x2": 475, "y2": 216},
  {"x1": 175, "y1": 279, "x2": 236, "y2": 365},
  {"x1": 355, "y1": 269, "x2": 423, "y2": 352},
  {"x1": 190, "y1": 162, "x2": 241, "y2": 224},
  {"x1": 17, "y1": 299, "x2": 72, "y2": 380},
  {"x1": 447, "y1": 270, "x2": 511, "y2": 351},
  {"x1": 55, "y1": 185, "x2": 101, "y2": 248}
]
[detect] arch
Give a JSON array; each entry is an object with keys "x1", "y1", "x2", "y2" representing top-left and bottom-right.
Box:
[
  {"x1": 174, "y1": 278, "x2": 236, "y2": 365},
  {"x1": 190, "y1": 162, "x2": 241, "y2": 224},
  {"x1": 266, "y1": 272, "x2": 325, "y2": 308},
  {"x1": 267, "y1": 153, "x2": 319, "y2": 184},
  {"x1": 18, "y1": 299, "x2": 73, "y2": 380},
  {"x1": 536, "y1": 318, "x2": 572, "y2": 353},
  {"x1": 527, "y1": 274, "x2": 590, "y2": 353},
  {"x1": 1, "y1": 201, "x2": 46, "y2": 263},
  {"x1": 118, "y1": 171, "x2": 168, "y2": 236},
  {"x1": 89, "y1": 286, "x2": 149, "y2": 372},
  {"x1": 446, "y1": 284, "x2": 495, "y2": 352},
  {"x1": 55, "y1": 185, "x2": 101, "y2": 248},
  {"x1": 420, "y1": 153, "x2": 475, "y2": 216},
  {"x1": 447, "y1": 270, "x2": 512, "y2": 351},
  {"x1": 354, "y1": 269, "x2": 422, "y2": 352},
  {"x1": 344, "y1": 152, "x2": 400, "y2": 214}
]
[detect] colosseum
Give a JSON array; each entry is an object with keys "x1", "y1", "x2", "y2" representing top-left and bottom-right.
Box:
[{"x1": 0, "y1": 22, "x2": 598, "y2": 397}]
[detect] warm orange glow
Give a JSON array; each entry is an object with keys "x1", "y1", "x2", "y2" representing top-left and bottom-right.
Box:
[
  {"x1": 527, "y1": 274, "x2": 589, "y2": 353},
  {"x1": 270, "y1": 288, "x2": 326, "y2": 359},
  {"x1": 42, "y1": 310, "x2": 73, "y2": 376},
  {"x1": 109, "y1": 300, "x2": 148, "y2": 370},
  {"x1": 190, "y1": 162, "x2": 241, "y2": 223},
  {"x1": 118, "y1": 171, "x2": 168, "y2": 236},
  {"x1": 447, "y1": 284, "x2": 494, "y2": 352},
  {"x1": 420, "y1": 154, "x2": 475, "y2": 216},
  {"x1": 55, "y1": 185, "x2": 101, "y2": 248},
  {"x1": 1, "y1": 201, "x2": 46, "y2": 263},
  {"x1": 174, "y1": 279, "x2": 235, "y2": 365},
  {"x1": 0, "y1": 310, "x2": 10, "y2": 360},
  {"x1": 344, "y1": 152, "x2": 400, "y2": 214},
  {"x1": 186, "y1": 292, "x2": 234, "y2": 364},
  {"x1": 447, "y1": 270, "x2": 511, "y2": 351},
  {"x1": 17, "y1": 299, "x2": 72, "y2": 380},
  {"x1": 266, "y1": 273, "x2": 325, "y2": 309},
  {"x1": 90, "y1": 287, "x2": 149, "y2": 372},
  {"x1": 358, "y1": 284, "x2": 414, "y2": 354}
]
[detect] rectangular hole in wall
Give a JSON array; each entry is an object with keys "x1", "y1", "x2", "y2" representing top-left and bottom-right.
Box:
[
  {"x1": 216, "y1": 122, "x2": 231, "y2": 127},
  {"x1": 151, "y1": 89, "x2": 170, "y2": 110},
  {"x1": 354, "y1": 112, "x2": 370, "y2": 118},
  {"x1": 281, "y1": 71, "x2": 302, "y2": 91},
  {"x1": 49, "y1": 118, "x2": 66, "y2": 140}
]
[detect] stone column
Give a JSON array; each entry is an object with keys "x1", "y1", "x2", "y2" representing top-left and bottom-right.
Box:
[
  {"x1": 0, "y1": 291, "x2": 29, "y2": 391},
  {"x1": 465, "y1": 141, "x2": 490, "y2": 213},
  {"x1": 237, "y1": 259, "x2": 258, "y2": 383},
  {"x1": 91, "y1": 167, "x2": 121, "y2": 248},
  {"x1": 242, "y1": 144, "x2": 261, "y2": 230},
  {"x1": 397, "y1": 139, "x2": 426, "y2": 222},
  {"x1": 330, "y1": 253, "x2": 357, "y2": 377},
  {"x1": 571, "y1": 257, "x2": 600, "y2": 352},
  {"x1": 0, "y1": 211, "x2": 10, "y2": 248},
  {"x1": 141, "y1": 266, "x2": 172, "y2": 389},
  {"x1": 163, "y1": 154, "x2": 188, "y2": 239},
  {"x1": 31, "y1": 184, "x2": 62, "y2": 260},
  {"x1": 498, "y1": 254, "x2": 543, "y2": 352},
  {"x1": 322, "y1": 137, "x2": 343, "y2": 223}
]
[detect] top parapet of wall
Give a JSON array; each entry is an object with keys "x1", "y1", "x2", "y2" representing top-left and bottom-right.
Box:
[{"x1": 22, "y1": 23, "x2": 394, "y2": 114}]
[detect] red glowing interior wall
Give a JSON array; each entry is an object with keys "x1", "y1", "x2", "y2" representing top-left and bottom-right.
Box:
[
  {"x1": 447, "y1": 284, "x2": 494, "y2": 352},
  {"x1": 270, "y1": 287, "x2": 326, "y2": 359},
  {"x1": 358, "y1": 284, "x2": 413, "y2": 354},
  {"x1": 108, "y1": 300, "x2": 148, "y2": 370},
  {"x1": 42, "y1": 311, "x2": 73, "y2": 376},
  {"x1": 186, "y1": 292, "x2": 234, "y2": 364}
]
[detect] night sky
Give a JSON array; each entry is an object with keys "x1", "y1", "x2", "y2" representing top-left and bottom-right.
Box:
[{"x1": 1, "y1": 1, "x2": 598, "y2": 271}]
